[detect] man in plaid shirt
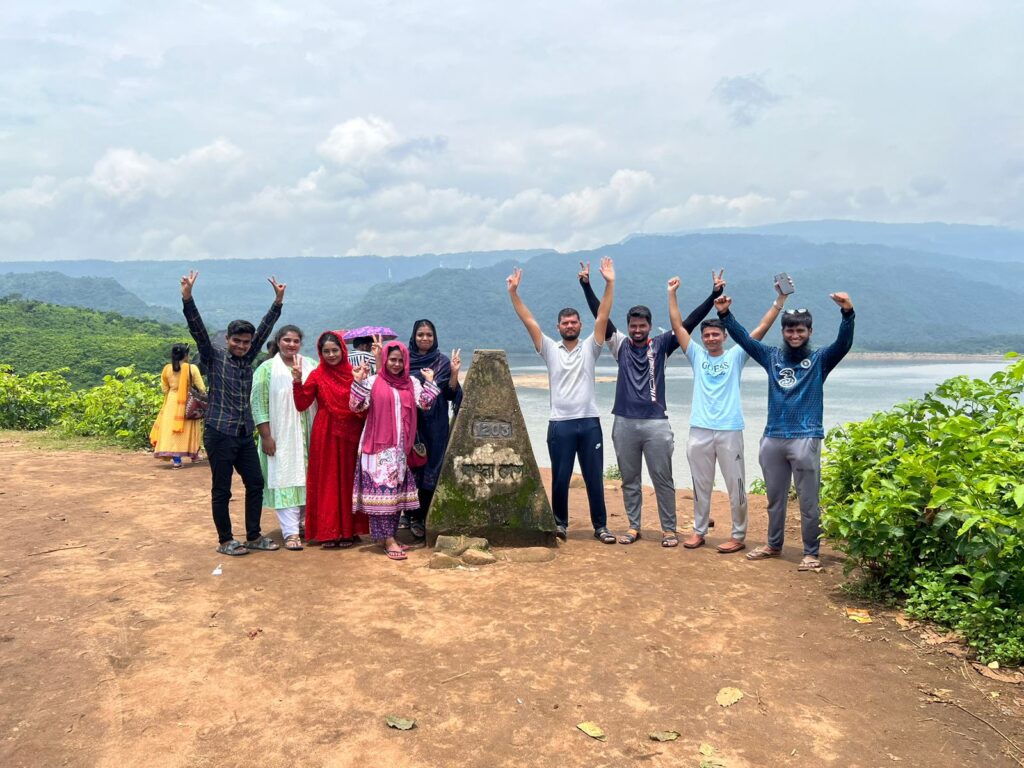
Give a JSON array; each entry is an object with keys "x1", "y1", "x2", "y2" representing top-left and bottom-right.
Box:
[{"x1": 181, "y1": 270, "x2": 286, "y2": 556}]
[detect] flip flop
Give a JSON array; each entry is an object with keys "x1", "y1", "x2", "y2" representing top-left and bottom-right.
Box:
[
  {"x1": 284, "y1": 534, "x2": 303, "y2": 551},
  {"x1": 746, "y1": 545, "x2": 782, "y2": 561},
  {"x1": 798, "y1": 556, "x2": 822, "y2": 572},
  {"x1": 386, "y1": 547, "x2": 408, "y2": 561},
  {"x1": 618, "y1": 529, "x2": 641, "y2": 545}
]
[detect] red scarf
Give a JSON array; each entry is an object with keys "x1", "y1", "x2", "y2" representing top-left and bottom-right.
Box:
[
  {"x1": 305, "y1": 330, "x2": 358, "y2": 433},
  {"x1": 360, "y1": 340, "x2": 417, "y2": 455}
]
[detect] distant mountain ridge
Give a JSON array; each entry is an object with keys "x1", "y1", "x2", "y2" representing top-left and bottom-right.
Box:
[
  {"x1": 1, "y1": 222, "x2": 1022, "y2": 354},
  {"x1": 669, "y1": 220, "x2": 1024, "y2": 262},
  {"x1": 341, "y1": 233, "x2": 1024, "y2": 353}
]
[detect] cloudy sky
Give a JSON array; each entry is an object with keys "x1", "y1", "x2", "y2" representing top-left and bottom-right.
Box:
[{"x1": 1, "y1": 0, "x2": 1022, "y2": 260}]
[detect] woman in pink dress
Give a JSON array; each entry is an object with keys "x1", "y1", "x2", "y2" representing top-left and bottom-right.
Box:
[{"x1": 350, "y1": 341, "x2": 440, "y2": 560}]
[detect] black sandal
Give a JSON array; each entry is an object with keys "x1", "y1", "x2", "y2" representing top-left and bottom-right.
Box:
[{"x1": 594, "y1": 527, "x2": 617, "y2": 544}]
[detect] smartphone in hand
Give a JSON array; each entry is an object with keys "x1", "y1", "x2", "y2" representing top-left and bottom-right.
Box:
[{"x1": 774, "y1": 273, "x2": 796, "y2": 295}]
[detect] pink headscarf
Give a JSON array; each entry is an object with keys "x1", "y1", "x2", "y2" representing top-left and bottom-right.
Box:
[{"x1": 360, "y1": 340, "x2": 417, "y2": 455}]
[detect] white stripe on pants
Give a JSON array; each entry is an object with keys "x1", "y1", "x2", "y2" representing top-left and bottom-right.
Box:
[{"x1": 686, "y1": 427, "x2": 748, "y2": 539}]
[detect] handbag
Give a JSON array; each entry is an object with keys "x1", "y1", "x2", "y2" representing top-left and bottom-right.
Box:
[
  {"x1": 184, "y1": 366, "x2": 208, "y2": 420},
  {"x1": 408, "y1": 437, "x2": 428, "y2": 469}
]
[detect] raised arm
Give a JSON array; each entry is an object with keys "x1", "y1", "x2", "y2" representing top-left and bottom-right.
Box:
[
  {"x1": 579, "y1": 261, "x2": 617, "y2": 340},
  {"x1": 413, "y1": 371, "x2": 441, "y2": 410},
  {"x1": 180, "y1": 270, "x2": 214, "y2": 358},
  {"x1": 716, "y1": 295, "x2": 773, "y2": 370},
  {"x1": 821, "y1": 292, "x2": 856, "y2": 374},
  {"x1": 247, "y1": 276, "x2": 285, "y2": 361},
  {"x1": 749, "y1": 276, "x2": 792, "y2": 341},
  {"x1": 593, "y1": 257, "x2": 615, "y2": 342},
  {"x1": 506, "y1": 268, "x2": 544, "y2": 352},
  {"x1": 291, "y1": 359, "x2": 318, "y2": 412},
  {"x1": 681, "y1": 269, "x2": 726, "y2": 333},
  {"x1": 666, "y1": 277, "x2": 692, "y2": 352}
]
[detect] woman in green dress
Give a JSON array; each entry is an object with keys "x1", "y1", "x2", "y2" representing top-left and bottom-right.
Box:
[{"x1": 251, "y1": 325, "x2": 317, "y2": 550}]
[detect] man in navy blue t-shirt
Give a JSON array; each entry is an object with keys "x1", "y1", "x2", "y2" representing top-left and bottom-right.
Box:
[{"x1": 715, "y1": 291, "x2": 855, "y2": 571}]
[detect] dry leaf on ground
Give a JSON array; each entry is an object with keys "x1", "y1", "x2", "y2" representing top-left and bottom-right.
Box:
[
  {"x1": 716, "y1": 687, "x2": 744, "y2": 707},
  {"x1": 648, "y1": 730, "x2": 679, "y2": 742},
  {"x1": 576, "y1": 721, "x2": 607, "y2": 741},
  {"x1": 971, "y1": 662, "x2": 1024, "y2": 684},
  {"x1": 844, "y1": 607, "x2": 872, "y2": 623},
  {"x1": 385, "y1": 715, "x2": 416, "y2": 730},
  {"x1": 699, "y1": 743, "x2": 716, "y2": 756}
]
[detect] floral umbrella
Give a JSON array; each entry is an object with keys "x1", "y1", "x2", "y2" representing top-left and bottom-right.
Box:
[{"x1": 342, "y1": 326, "x2": 397, "y2": 340}]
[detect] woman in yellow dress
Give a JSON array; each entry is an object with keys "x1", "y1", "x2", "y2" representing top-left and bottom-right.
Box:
[{"x1": 149, "y1": 343, "x2": 206, "y2": 468}]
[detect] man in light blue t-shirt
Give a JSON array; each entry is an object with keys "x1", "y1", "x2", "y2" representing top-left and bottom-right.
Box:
[{"x1": 667, "y1": 275, "x2": 792, "y2": 553}]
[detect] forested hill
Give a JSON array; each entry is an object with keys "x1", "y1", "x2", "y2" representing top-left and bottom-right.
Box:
[
  {"x1": 340, "y1": 234, "x2": 1024, "y2": 353},
  {"x1": 0, "y1": 249, "x2": 552, "y2": 337},
  {"x1": 0, "y1": 298, "x2": 190, "y2": 388},
  {"x1": 0, "y1": 272, "x2": 180, "y2": 324}
]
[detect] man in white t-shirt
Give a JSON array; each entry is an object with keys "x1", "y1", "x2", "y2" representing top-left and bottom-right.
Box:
[
  {"x1": 667, "y1": 275, "x2": 792, "y2": 553},
  {"x1": 507, "y1": 258, "x2": 617, "y2": 544}
]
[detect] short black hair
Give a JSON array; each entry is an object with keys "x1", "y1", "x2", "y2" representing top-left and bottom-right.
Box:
[
  {"x1": 351, "y1": 335, "x2": 372, "y2": 351},
  {"x1": 226, "y1": 319, "x2": 256, "y2": 337},
  {"x1": 781, "y1": 310, "x2": 813, "y2": 330},
  {"x1": 626, "y1": 305, "x2": 652, "y2": 324},
  {"x1": 557, "y1": 307, "x2": 580, "y2": 322},
  {"x1": 700, "y1": 318, "x2": 727, "y2": 333}
]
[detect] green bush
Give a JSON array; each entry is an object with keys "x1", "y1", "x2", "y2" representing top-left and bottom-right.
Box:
[
  {"x1": 0, "y1": 365, "x2": 75, "y2": 430},
  {"x1": 603, "y1": 464, "x2": 622, "y2": 481},
  {"x1": 60, "y1": 366, "x2": 164, "y2": 449},
  {"x1": 821, "y1": 354, "x2": 1024, "y2": 664}
]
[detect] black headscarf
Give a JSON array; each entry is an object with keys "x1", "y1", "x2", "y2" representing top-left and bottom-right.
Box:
[{"x1": 408, "y1": 318, "x2": 462, "y2": 416}]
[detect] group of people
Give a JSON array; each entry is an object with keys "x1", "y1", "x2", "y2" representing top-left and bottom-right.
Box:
[
  {"x1": 152, "y1": 258, "x2": 855, "y2": 571},
  {"x1": 150, "y1": 271, "x2": 462, "y2": 562},
  {"x1": 509, "y1": 258, "x2": 855, "y2": 571}
]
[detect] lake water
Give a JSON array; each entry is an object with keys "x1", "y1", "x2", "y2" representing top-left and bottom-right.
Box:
[{"x1": 499, "y1": 354, "x2": 1008, "y2": 490}]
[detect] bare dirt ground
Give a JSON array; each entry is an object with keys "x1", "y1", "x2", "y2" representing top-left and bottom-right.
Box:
[{"x1": 2, "y1": 434, "x2": 1023, "y2": 768}]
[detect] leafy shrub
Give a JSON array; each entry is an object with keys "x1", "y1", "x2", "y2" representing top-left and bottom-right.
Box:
[
  {"x1": 0, "y1": 365, "x2": 74, "y2": 430},
  {"x1": 748, "y1": 476, "x2": 797, "y2": 498},
  {"x1": 603, "y1": 464, "x2": 622, "y2": 481},
  {"x1": 821, "y1": 354, "x2": 1024, "y2": 664},
  {"x1": 60, "y1": 366, "x2": 163, "y2": 448}
]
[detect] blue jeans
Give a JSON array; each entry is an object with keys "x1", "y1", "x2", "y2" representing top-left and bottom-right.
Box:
[{"x1": 546, "y1": 417, "x2": 607, "y2": 530}]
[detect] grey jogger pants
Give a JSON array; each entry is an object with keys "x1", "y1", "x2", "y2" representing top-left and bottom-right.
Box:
[
  {"x1": 686, "y1": 427, "x2": 748, "y2": 539},
  {"x1": 758, "y1": 436, "x2": 822, "y2": 556},
  {"x1": 612, "y1": 416, "x2": 676, "y2": 533}
]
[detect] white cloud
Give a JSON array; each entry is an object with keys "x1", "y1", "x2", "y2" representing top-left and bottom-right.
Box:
[
  {"x1": 317, "y1": 116, "x2": 401, "y2": 167},
  {"x1": 87, "y1": 139, "x2": 245, "y2": 202},
  {"x1": 1, "y1": 1, "x2": 1023, "y2": 261}
]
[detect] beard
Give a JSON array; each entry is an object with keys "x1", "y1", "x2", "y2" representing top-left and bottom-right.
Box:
[
  {"x1": 783, "y1": 340, "x2": 812, "y2": 363},
  {"x1": 560, "y1": 328, "x2": 581, "y2": 341}
]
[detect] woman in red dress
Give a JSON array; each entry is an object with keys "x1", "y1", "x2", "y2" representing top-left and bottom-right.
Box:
[{"x1": 291, "y1": 330, "x2": 368, "y2": 547}]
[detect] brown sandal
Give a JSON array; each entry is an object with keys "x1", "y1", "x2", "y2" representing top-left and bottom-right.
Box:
[
  {"x1": 284, "y1": 534, "x2": 303, "y2": 551},
  {"x1": 716, "y1": 539, "x2": 746, "y2": 554}
]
